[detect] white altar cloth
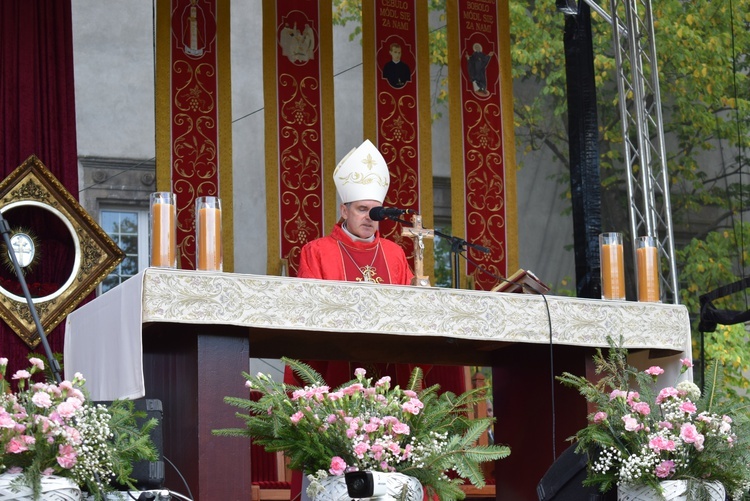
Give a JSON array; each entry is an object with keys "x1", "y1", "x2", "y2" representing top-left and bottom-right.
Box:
[{"x1": 64, "y1": 268, "x2": 692, "y2": 401}]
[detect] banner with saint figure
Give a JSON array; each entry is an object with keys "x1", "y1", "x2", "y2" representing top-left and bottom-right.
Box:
[
  {"x1": 264, "y1": 0, "x2": 336, "y2": 277},
  {"x1": 155, "y1": 0, "x2": 234, "y2": 271},
  {"x1": 363, "y1": 0, "x2": 435, "y2": 280},
  {"x1": 447, "y1": 0, "x2": 518, "y2": 290}
]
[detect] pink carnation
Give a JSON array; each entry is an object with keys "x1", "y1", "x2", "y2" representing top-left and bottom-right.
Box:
[
  {"x1": 392, "y1": 422, "x2": 410, "y2": 435},
  {"x1": 680, "y1": 358, "x2": 693, "y2": 368},
  {"x1": 609, "y1": 389, "x2": 627, "y2": 400},
  {"x1": 56, "y1": 444, "x2": 77, "y2": 469},
  {"x1": 402, "y1": 398, "x2": 424, "y2": 415},
  {"x1": 656, "y1": 387, "x2": 679, "y2": 404},
  {"x1": 329, "y1": 456, "x2": 347, "y2": 476},
  {"x1": 28, "y1": 358, "x2": 44, "y2": 371},
  {"x1": 621, "y1": 415, "x2": 643, "y2": 432},
  {"x1": 290, "y1": 411, "x2": 304, "y2": 424},
  {"x1": 644, "y1": 366, "x2": 664, "y2": 376},
  {"x1": 32, "y1": 392, "x2": 53, "y2": 409},
  {"x1": 6, "y1": 437, "x2": 28, "y2": 453},
  {"x1": 593, "y1": 412, "x2": 607, "y2": 424},
  {"x1": 56, "y1": 401, "x2": 77, "y2": 418},
  {"x1": 655, "y1": 460, "x2": 675, "y2": 478},
  {"x1": 630, "y1": 401, "x2": 651, "y2": 416},
  {"x1": 680, "y1": 423, "x2": 705, "y2": 451},
  {"x1": 12, "y1": 370, "x2": 30, "y2": 380},
  {"x1": 649, "y1": 435, "x2": 676, "y2": 452},
  {"x1": 354, "y1": 441, "x2": 369, "y2": 458},
  {"x1": 679, "y1": 401, "x2": 697, "y2": 414}
]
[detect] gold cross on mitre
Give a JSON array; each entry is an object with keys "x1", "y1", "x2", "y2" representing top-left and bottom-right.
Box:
[{"x1": 402, "y1": 214, "x2": 434, "y2": 287}]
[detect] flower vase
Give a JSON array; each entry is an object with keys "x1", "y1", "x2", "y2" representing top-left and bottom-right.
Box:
[
  {"x1": 0, "y1": 472, "x2": 81, "y2": 501},
  {"x1": 308, "y1": 472, "x2": 423, "y2": 501},
  {"x1": 618, "y1": 480, "x2": 725, "y2": 501}
]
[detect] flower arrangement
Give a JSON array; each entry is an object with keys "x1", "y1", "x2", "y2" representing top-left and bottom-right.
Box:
[
  {"x1": 557, "y1": 338, "x2": 750, "y2": 499},
  {"x1": 0, "y1": 356, "x2": 159, "y2": 500},
  {"x1": 213, "y1": 358, "x2": 510, "y2": 500}
]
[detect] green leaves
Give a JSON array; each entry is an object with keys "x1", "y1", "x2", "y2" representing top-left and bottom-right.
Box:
[{"x1": 214, "y1": 359, "x2": 509, "y2": 500}]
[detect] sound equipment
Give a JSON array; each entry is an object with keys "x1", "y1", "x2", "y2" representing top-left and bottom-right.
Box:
[
  {"x1": 97, "y1": 398, "x2": 165, "y2": 489},
  {"x1": 536, "y1": 444, "x2": 616, "y2": 500},
  {"x1": 130, "y1": 399, "x2": 165, "y2": 489}
]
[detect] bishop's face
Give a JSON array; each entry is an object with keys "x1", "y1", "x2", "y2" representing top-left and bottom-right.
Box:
[{"x1": 341, "y1": 200, "x2": 380, "y2": 239}]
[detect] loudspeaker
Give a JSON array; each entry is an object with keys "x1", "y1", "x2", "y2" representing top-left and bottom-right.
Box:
[
  {"x1": 129, "y1": 399, "x2": 165, "y2": 489},
  {"x1": 536, "y1": 444, "x2": 616, "y2": 501},
  {"x1": 97, "y1": 398, "x2": 165, "y2": 490}
]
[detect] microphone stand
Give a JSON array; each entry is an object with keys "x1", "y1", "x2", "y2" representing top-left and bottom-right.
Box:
[
  {"x1": 389, "y1": 216, "x2": 489, "y2": 290},
  {"x1": 0, "y1": 215, "x2": 62, "y2": 383}
]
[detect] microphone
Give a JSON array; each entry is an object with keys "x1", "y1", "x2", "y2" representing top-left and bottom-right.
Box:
[{"x1": 368, "y1": 206, "x2": 418, "y2": 221}]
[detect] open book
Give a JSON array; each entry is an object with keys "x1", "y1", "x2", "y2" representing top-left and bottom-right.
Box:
[{"x1": 491, "y1": 269, "x2": 551, "y2": 294}]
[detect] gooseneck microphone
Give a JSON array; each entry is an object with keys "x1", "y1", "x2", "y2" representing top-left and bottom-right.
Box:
[{"x1": 368, "y1": 206, "x2": 418, "y2": 221}]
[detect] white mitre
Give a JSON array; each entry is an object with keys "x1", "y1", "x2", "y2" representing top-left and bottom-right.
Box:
[{"x1": 333, "y1": 139, "x2": 390, "y2": 203}]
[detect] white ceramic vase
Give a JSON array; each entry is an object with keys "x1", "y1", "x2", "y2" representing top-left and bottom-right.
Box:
[
  {"x1": 618, "y1": 480, "x2": 725, "y2": 501},
  {"x1": 0, "y1": 472, "x2": 81, "y2": 501},
  {"x1": 308, "y1": 472, "x2": 423, "y2": 501}
]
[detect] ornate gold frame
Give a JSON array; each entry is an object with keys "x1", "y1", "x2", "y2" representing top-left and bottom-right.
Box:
[{"x1": 0, "y1": 155, "x2": 124, "y2": 347}]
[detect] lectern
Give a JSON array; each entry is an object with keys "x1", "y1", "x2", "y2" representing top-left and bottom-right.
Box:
[{"x1": 64, "y1": 268, "x2": 691, "y2": 500}]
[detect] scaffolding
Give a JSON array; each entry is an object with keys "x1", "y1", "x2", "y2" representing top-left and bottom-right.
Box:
[{"x1": 580, "y1": 0, "x2": 680, "y2": 304}]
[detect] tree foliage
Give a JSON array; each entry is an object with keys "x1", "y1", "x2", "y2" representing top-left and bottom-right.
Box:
[
  {"x1": 332, "y1": 0, "x2": 750, "y2": 393},
  {"x1": 677, "y1": 221, "x2": 750, "y2": 398}
]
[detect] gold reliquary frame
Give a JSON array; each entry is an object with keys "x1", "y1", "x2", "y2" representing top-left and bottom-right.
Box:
[{"x1": 0, "y1": 155, "x2": 124, "y2": 348}]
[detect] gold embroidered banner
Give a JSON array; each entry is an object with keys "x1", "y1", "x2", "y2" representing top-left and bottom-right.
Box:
[
  {"x1": 264, "y1": 0, "x2": 335, "y2": 277},
  {"x1": 448, "y1": 0, "x2": 517, "y2": 290},
  {"x1": 363, "y1": 0, "x2": 434, "y2": 279},
  {"x1": 155, "y1": 0, "x2": 234, "y2": 271}
]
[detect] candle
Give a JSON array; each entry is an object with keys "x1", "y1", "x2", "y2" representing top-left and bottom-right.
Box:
[
  {"x1": 636, "y1": 236, "x2": 660, "y2": 302},
  {"x1": 196, "y1": 196, "x2": 222, "y2": 271},
  {"x1": 150, "y1": 192, "x2": 176, "y2": 268},
  {"x1": 600, "y1": 232, "x2": 625, "y2": 300}
]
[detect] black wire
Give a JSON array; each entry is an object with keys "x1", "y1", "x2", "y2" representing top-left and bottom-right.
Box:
[
  {"x1": 163, "y1": 455, "x2": 194, "y2": 501},
  {"x1": 457, "y1": 251, "x2": 557, "y2": 461}
]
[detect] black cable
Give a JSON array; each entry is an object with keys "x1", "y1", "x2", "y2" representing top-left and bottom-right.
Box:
[
  {"x1": 163, "y1": 455, "x2": 194, "y2": 501},
  {"x1": 456, "y1": 250, "x2": 557, "y2": 461}
]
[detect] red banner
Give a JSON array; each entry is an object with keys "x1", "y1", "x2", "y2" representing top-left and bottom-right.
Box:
[
  {"x1": 264, "y1": 0, "x2": 334, "y2": 277},
  {"x1": 449, "y1": 0, "x2": 517, "y2": 290},
  {"x1": 364, "y1": 0, "x2": 433, "y2": 276},
  {"x1": 156, "y1": 0, "x2": 235, "y2": 270}
]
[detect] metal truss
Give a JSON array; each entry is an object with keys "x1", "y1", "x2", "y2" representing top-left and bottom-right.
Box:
[{"x1": 582, "y1": 0, "x2": 680, "y2": 304}]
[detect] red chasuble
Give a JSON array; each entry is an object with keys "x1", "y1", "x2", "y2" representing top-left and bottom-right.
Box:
[{"x1": 297, "y1": 223, "x2": 413, "y2": 284}]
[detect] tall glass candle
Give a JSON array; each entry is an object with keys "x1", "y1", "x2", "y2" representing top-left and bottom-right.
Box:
[
  {"x1": 599, "y1": 232, "x2": 625, "y2": 300},
  {"x1": 636, "y1": 235, "x2": 660, "y2": 302},
  {"x1": 196, "y1": 196, "x2": 222, "y2": 271},
  {"x1": 150, "y1": 192, "x2": 177, "y2": 268}
]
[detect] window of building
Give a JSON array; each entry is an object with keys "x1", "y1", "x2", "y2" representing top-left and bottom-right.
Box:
[{"x1": 99, "y1": 208, "x2": 149, "y2": 294}]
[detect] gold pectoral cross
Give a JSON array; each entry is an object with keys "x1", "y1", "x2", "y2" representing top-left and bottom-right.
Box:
[
  {"x1": 358, "y1": 265, "x2": 382, "y2": 283},
  {"x1": 402, "y1": 214, "x2": 434, "y2": 287}
]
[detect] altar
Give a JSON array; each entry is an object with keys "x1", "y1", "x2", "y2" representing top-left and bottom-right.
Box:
[{"x1": 64, "y1": 268, "x2": 692, "y2": 500}]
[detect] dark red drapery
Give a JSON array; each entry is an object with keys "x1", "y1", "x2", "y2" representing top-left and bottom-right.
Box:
[{"x1": 0, "y1": 0, "x2": 79, "y2": 374}]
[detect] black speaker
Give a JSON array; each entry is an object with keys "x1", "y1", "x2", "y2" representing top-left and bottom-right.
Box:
[
  {"x1": 129, "y1": 399, "x2": 165, "y2": 489},
  {"x1": 536, "y1": 444, "x2": 615, "y2": 501},
  {"x1": 96, "y1": 398, "x2": 165, "y2": 490}
]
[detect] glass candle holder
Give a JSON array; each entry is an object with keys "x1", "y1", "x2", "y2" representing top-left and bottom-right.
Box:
[
  {"x1": 600, "y1": 232, "x2": 625, "y2": 300},
  {"x1": 636, "y1": 235, "x2": 660, "y2": 302},
  {"x1": 150, "y1": 192, "x2": 177, "y2": 268},
  {"x1": 196, "y1": 196, "x2": 222, "y2": 271}
]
